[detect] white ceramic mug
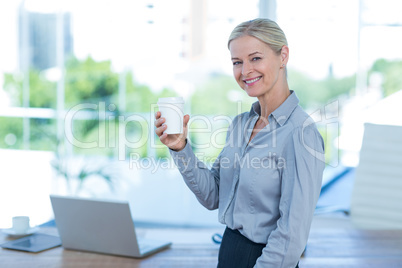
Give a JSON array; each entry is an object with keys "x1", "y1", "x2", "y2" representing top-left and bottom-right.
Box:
[
  {"x1": 157, "y1": 97, "x2": 185, "y2": 134},
  {"x1": 12, "y1": 216, "x2": 30, "y2": 234}
]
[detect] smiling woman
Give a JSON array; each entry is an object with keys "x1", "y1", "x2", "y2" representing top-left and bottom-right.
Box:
[
  {"x1": 154, "y1": 18, "x2": 325, "y2": 268},
  {"x1": 229, "y1": 36, "x2": 288, "y2": 106},
  {"x1": 228, "y1": 19, "x2": 289, "y2": 119}
]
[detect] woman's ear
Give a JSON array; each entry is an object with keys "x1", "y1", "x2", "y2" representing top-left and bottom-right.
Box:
[{"x1": 280, "y1": 45, "x2": 289, "y2": 66}]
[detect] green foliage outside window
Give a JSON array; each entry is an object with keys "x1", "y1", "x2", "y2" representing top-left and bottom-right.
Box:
[
  {"x1": 370, "y1": 59, "x2": 402, "y2": 97},
  {"x1": 2, "y1": 57, "x2": 402, "y2": 166},
  {"x1": 0, "y1": 117, "x2": 23, "y2": 149},
  {"x1": 288, "y1": 69, "x2": 356, "y2": 109}
]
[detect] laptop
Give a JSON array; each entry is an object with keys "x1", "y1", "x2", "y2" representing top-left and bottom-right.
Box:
[{"x1": 49, "y1": 195, "x2": 172, "y2": 258}]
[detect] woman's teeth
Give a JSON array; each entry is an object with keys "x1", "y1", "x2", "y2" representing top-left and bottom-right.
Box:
[{"x1": 245, "y1": 77, "x2": 261, "y2": 84}]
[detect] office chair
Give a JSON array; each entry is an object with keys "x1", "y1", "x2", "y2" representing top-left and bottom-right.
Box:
[{"x1": 350, "y1": 123, "x2": 402, "y2": 229}]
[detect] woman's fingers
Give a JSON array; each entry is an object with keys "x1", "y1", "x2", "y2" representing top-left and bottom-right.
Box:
[
  {"x1": 154, "y1": 112, "x2": 164, "y2": 127},
  {"x1": 154, "y1": 118, "x2": 164, "y2": 128},
  {"x1": 155, "y1": 124, "x2": 166, "y2": 137},
  {"x1": 183, "y1": 114, "x2": 190, "y2": 127},
  {"x1": 154, "y1": 113, "x2": 166, "y2": 137},
  {"x1": 154, "y1": 113, "x2": 190, "y2": 151},
  {"x1": 159, "y1": 132, "x2": 168, "y2": 143}
]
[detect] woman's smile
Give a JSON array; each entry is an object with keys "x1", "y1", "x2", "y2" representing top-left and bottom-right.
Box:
[
  {"x1": 244, "y1": 76, "x2": 262, "y2": 85},
  {"x1": 229, "y1": 35, "x2": 284, "y2": 99}
]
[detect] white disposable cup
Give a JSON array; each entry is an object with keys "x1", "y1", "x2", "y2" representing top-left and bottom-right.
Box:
[
  {"x1": 157, "y1": 97, "x2": 185, "y2": 134},
  {"x1": 12, "y1": 216, "x2": 30, "y2": 234}
]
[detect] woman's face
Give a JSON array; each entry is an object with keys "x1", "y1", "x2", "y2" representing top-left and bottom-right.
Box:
[{"x1": 229, "y1": 35, "x2": 285, "y2": 99}]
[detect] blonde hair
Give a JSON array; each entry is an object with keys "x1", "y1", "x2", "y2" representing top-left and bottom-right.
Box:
[{"x1": 228, "y1": 18, "x2": 288, "y2": 54}]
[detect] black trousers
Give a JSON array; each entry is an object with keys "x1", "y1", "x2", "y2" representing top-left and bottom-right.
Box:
[{"x1": 217, "y1": 227, "x2": 299, "y2": 268}]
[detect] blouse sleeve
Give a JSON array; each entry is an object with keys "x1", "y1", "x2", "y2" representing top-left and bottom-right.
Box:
[
  {"x1": 169, "y1": 141, "x2": 221, "y2": 210},
  {"x1": 255, "y1": 125, "x2": 325, "y2": 268},
  {"x1": 169, "y1": 114, "x2": 241, "y2": 210}
]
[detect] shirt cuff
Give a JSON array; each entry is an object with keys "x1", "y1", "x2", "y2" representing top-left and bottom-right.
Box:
[{"x1": 169, "y1": 140, "x2": 194, "y2": 173}]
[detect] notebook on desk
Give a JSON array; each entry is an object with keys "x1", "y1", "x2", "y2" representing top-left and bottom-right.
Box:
[{"x1": 49, "y1": 195, "x2": 172, "y2": 258}]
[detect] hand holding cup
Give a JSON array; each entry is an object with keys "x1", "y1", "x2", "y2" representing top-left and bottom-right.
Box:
[{"x1": 155, "y1": 97, "x2": 190, "y2": 151}]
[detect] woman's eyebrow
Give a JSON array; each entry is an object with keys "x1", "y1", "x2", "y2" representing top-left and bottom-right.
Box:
[
  {"x1": 249, "y1": 51, "x2": 262, "y2": 57},
  {"x1": 231, "y1": 51, "x2": 262, "y2": 60}
]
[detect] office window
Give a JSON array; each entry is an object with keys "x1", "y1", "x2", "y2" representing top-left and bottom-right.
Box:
[{"x1": 1, "y1": 0, "x2": 402, "y2": 227}]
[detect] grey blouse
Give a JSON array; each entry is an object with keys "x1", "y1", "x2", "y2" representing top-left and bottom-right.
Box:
[{"x1": 170, "y1": 91, "x2": 325, "y2": 267}]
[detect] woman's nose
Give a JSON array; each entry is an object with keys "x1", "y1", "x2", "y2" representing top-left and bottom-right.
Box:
[{"x1": 241, "y1": 62, "x2": 252, "y2": 76}]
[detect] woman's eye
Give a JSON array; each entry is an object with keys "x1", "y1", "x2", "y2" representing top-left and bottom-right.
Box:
[
  {"x1": 252, "y1": 57, "x2": 261, "y2": 61},
  {"x1": 232, "y1": 61, "x2": 242, "y2": 66}
]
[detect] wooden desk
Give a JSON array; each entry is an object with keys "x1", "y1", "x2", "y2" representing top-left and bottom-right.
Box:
[
  {"x1": 300, "y1": 229, "x2": 402, "y2": 267},
  {"x1": 0, "y1": 227, "x2": 222, "y2": 268},
  {"x1": 2, "y1": 227, "x2": 402, "y2": 267}
]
